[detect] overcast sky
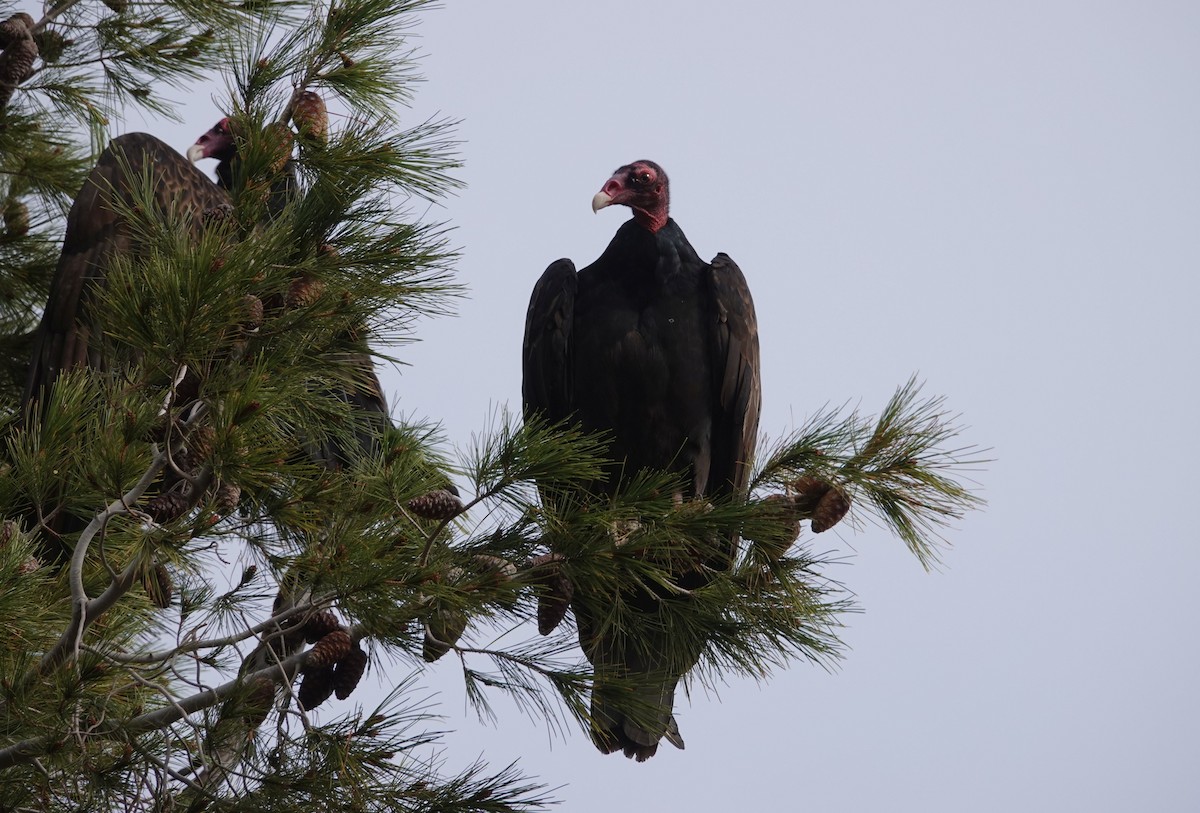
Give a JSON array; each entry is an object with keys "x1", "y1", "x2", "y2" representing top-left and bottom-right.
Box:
[{"x1": 162, "y1": 2, "x2": 1200, "y2": 810}]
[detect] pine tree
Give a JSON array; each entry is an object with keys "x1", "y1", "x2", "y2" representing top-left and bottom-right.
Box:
[{"x1": 0, "y1": 0, "x2": 985, "y2": 809}]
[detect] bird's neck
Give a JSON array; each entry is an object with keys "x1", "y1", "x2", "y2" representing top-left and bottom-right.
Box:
[
  {"x1": 215, "y1": 159, "x2": 234, "y2": 191},
  {"x1": 631, "y1": 206, "x2": 669, "y2": 234}
]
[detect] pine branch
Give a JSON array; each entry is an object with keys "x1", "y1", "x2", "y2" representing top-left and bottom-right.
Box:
[{"x1": 752, "y1": 376, "x2": 987, "y2": 567}]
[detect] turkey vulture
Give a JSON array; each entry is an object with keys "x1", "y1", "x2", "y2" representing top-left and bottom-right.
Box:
[
  {"x1": 23, "y1": 117, "x2": 388, "y2": 553},
  {"x1": 23, "y1": 130, "x2": 229, "y2": 412},
  {"x1": 522, "y1": 160, "x2": 761, "y2": 760}
]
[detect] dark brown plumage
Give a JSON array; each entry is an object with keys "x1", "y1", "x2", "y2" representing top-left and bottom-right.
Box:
[
  {"x1": 23, "y1": 117, "x2": 389, "y2": 556},
  {"x1": 522, "y1": 161, "x2": 761, "y2": 760},
  {"x1": 23, "y1": 132, "x2": 228, "y2": 411}
]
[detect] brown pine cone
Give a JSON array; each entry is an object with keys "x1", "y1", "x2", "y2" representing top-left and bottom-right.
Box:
[
  {"x1": 262, "y1": 122, "x2": 294, "y2": 175},
  {"x1": 407, "y1": 489, "x2": 464, "y2": 521},
  {"x1": 0, "y1": 34, "x2": 37, "y2": 111},
  {"x1": 423, "y1": 608, "x2": 467, "y2": 662},
  {"x1": 0, "y1": 13, "x2": 33, "y2": 47},
  {"x1": 755, "y1": 493, "x2": 802, "y2": 560},
  {"x1": 241, "y1": 294, "x2": 264, "y2": 332},
  {"x1": 291, "y1": 91, "x2": 329, "y2": 144},
  {"x1": 333, "y1": 644, "x2": 367, "y2": 699},
  {"x1": 237, "y1": 564, "x2": 258, "y2": 587},
  {"x1": 143, "y1": 563, "x2": 173, "y2": 608},
  {"x1": 304, "y1": 629, "x2": 352, "y2": 672},
  {"x1": 286, "y1": 273, "x2": 325, "y2": 310},
  {"x1": 3, "y1": 199, "x2": 29, "y2": 238},
  {"x1": 33, "y1": 29, "x2": 69, "y2": 63},
  {"x1": 145, "y1": 490, "x2": 191, "y2": 522},
  {"x1": 202, "y1": 203, "x2": 235, "y2": 226},
  {"x1": 528, "y1": 552, "x2": 573, "y2": 636},
  {"x1": 297, "y1": 666, "x2": 335, "y2": 711},
  {"x1": 303, "y1": 609, "x2": 343, "y2": 644},
  {"x1": 811, "y1": 486, "x2": 851, "y2": 533},
  {"x1": 187, "y1": 425, "x2": 216, "y2": 466},
  {"x1": 470, "y1": 554, "x2": 518, "y2": 586},
  {"x1": 213, "y1": 483, "x2": 241, "y2": 516},
  {"x1": 790, "y1": 475, "x2": 832, "y2": 515}
]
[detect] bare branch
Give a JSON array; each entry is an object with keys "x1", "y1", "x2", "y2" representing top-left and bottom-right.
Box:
[{"x1": 0, "y1": 625, "x2": 363, "y2": 773}]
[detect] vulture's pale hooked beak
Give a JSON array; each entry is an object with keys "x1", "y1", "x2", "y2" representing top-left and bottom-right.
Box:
[
  {"x1": 186, "y1": 144, "x2": 205, "y2": 164},
  {"x1": 591, "y1": 191, "x2": 613, "y2": 213}
]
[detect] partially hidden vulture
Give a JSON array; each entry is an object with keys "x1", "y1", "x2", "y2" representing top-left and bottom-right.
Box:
[
  {"x1": 23, "y1": 114, "x2": 388, "y2": 554},
  {"x1": 522, "y1": 161, "x2": 761, "y2": 760}
]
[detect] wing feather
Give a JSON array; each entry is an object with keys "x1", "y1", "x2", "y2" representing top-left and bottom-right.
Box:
[
  {"x1": 707, "y1": 252, "x2": 761, "y2": 498},
  {"x1": 521, "y1": 258, "x2": 577, "y2": 424}
]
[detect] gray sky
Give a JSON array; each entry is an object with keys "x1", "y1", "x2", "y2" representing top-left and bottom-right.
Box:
[{"x1": 168, "y1": 1, "x2": 1199, "y2": 809}]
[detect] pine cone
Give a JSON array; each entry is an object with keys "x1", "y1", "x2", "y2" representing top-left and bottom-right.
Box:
[
  {"x1": 241, "y1": 294, "x2": 264, "y2": 332},
  {"x1": 471, "y1": 554, "x2": 518, "y2": 586},
  {"x1": 202, "y1": 203, "x2": 235, "y2": 226},
  {"x1": 423, "y1": 608, "x2": 467, "y2": 662},
  {"x1": 0, "y1": 33, "x2": 37, "y2": 112},
  {"x1": 286, "y1": 273, "x2": 324, "y2": 310},
  {"x1": 143, "y1": 563, "x2": 173, "y2": 608},
  {"x1": 756, "y1": 493, "x2": 802, "y2": 560},
  {"x1": 237, "y1": 564, "x2": 258, "y2": 587},
  {"x1": 3, "y1": 199, "x2": 29, "y2": 238},
  {"x1": 186, "y1": 425, "x2": 215, "y2": 466},
  {"x1": 32, "y1": 29, "x2": 69, "y2": 63},
  {"x1": 262, "y1": 122, "x2": 294, "y2": 175},
  {"x1": 291, "y1": 91, "x2": 329, "y2": 144},
  {"x1": 0, "y1": 13, "x2": 33, "y2": 47},
  {"x1": 333, "y1": 644, "x2": 367, "y2": 699},
  {"x1": 145, "y1": 490, "x2": 191, "y2": 522},
  {"x1": 297, "y1": 666, "x2": 335, "y2": 711},
  {"x1": 811, "y1": 486, "x2": 850, "y2": 533},
  {"x1": 528, "y1": 552, "x2": 573, "y2": 636},
  {"x1": 790, "y1": 475, "x2": 832, "y2": 514},
  {"x1": 303, "y1": 609, "x2": 343, "y2": 644},
  {"x1": 213, "y1": 483, "x2": 241, "y2": 516},
  {"x1": 407, "y1": 489, "x2": 464, "y2": 521},
  {"x1": 18, "y1": 555, "x2": 42, "y2": 575},
  {"x1": 101, "y1": 0, "x2": 128, "y2": 13},
  {"x1": 304, "y1": 629, "x2": 352, "y2": 672}
]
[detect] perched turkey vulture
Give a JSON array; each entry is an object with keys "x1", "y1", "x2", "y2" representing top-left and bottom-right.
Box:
[
  {"x1": 522, "y1": 160, "x2": 761, "y2": 760},
  {"x1": 23, "y1": 130, "x2": 229, "y2": 411},
  {"x1": 22, "y1": 117, "x2": 388, "y2": 553}
]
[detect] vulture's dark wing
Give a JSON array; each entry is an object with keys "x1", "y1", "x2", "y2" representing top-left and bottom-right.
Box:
[
  {"x1": 23, "y1": 133, "x2": 229, "y2": 412},
  {"x1": 707, "y1": 252, "x2": 761, "y2": 499},
  {"x1": 521, "y1": 258, "x2": 577, "y2": 424},
  {"x1": 309, "y1": 348, "x2": 391, "y2": 468}
]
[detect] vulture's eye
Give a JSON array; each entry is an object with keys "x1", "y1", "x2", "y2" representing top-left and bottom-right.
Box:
[{"x1": 635, "y1": 171, "x2": 652, "y2": 185}]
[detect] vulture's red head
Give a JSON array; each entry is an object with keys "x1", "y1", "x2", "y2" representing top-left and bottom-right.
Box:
[
  {"x1": 592, "y1": 160, "x2": 670, "y2": 233},
  {"x1": 187, "y1": 117, "x2": 236, "y2": 163}
]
